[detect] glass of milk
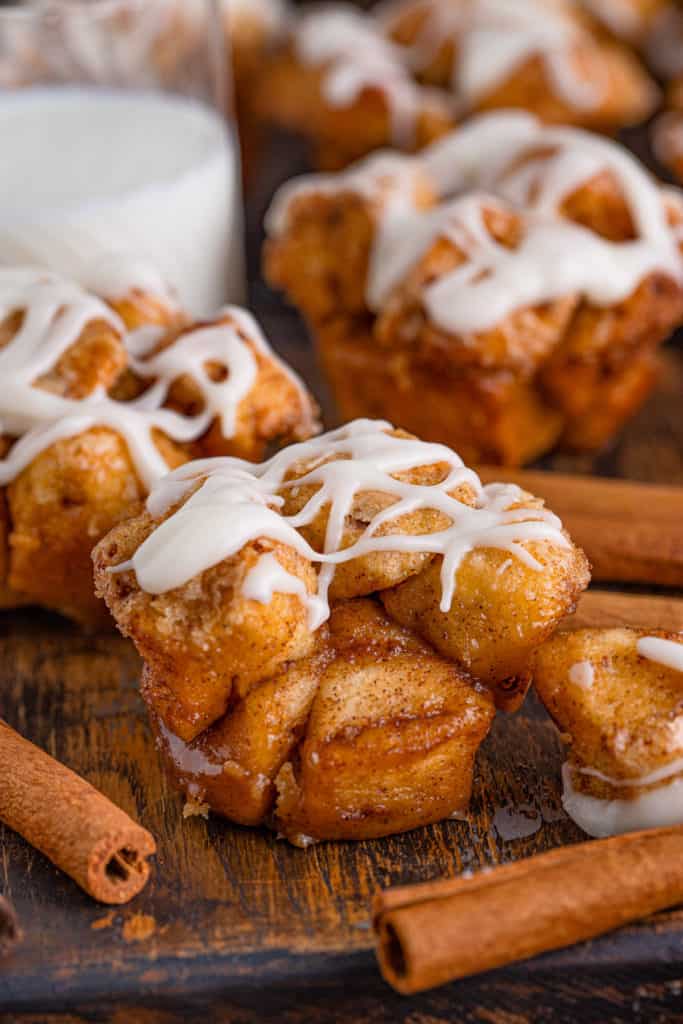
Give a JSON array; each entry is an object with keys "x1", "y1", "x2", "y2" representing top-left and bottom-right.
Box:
[{"x1": 0, "y1": 0, "x2": 245, "y2": 315}]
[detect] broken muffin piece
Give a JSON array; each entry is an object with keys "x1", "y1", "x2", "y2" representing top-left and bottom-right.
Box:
[{"x1": 534, "y1": 627, "x2": 683, "y2": 837}]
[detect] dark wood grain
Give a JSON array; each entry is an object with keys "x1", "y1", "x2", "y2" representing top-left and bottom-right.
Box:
[{"x1": 0, "y1": 131, "x2": 682, "y2": 1023}]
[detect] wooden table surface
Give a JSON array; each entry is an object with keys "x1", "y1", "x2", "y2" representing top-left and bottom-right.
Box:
[{"x1": 1, "y1": 134, "x2": 683, "y2": 1024}]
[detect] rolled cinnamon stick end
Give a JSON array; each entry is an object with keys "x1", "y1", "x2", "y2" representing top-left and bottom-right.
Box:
[
  {"x1": 0, "y1": 720, "x2": 156, "y2": 904},
  {"x1": 0, "y1": 896, "x2": 21, "y2": 956},
  {"x1": 374, "y1": 827, "x2": 683, "y2": 994}
]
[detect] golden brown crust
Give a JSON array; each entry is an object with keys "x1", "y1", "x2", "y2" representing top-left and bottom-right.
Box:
[
  {"x1": 133, "y1": 311, "x2": 320, "y2": 462},
  {"x1": 471, "y1": 45, "x2": 656, "y2": 130},
  {"x1": 0, "y1": 296, "x2": 317, "y2": 627},
  {"x1": 258, "y1": 47, "x2": 454, "y2": 170},
  {"x1": 267, "y1": 151, "x2": 683, "y2": 465},
  {"x1": 374, "y1": 215, "x2": 581, "y2": 378},
  {"x1": 146, "y1": 599, "x2": 496, "y2": 842},
  {"x1": 264, "y1": 165, "x2": 436, "y2": 324},
  {"x1": 381, "y1": 533, "x2": 591, "y2": 710},
  {"x1": 94, "y1": 509, "x2": 318, "y2": 740},
  {"x1": 261, "y1": 2, "x2": 656, "y2": 170},
  {"x1": 533, "y1": 628, "x2": 683, "y2": 798},
  {"x1": 150, "y1": 648, "x2": 327, "y2": 826},
  {"x1": 275, "y1": 600, "x2": 495, "y2": 842},
  {"x1": 8, "y1": 429, "x2": 148, "y2": 630},
  {"x1": 95, "y1": 425, "x2": 590, "y2": 840},
  {"x1": 316, "y1": 318, "x2": 566, "y2": 466}
]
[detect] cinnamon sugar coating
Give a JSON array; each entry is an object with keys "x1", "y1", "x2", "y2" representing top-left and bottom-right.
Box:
[
  {"x1": 0, "y1": 278, "x2": 317, "y2": 628},
  {"x1": 93, "y1": 424, "x2": 589, "y2": 842},
  {"x1": 266, "y1": 116, "x2": 683, "y2": 465},
  {"x1": 534, "y1": 628, "x2": 683, "y2": 802}
]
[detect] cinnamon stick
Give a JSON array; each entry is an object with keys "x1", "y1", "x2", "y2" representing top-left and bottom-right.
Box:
[
  {"x1": 0, "y1": 720, "x2": 156, "y2": 904},
  {"x1": 374, "y1": 826, "x2": 683, "y2": 994},
  {"x1": 569, "y1": 589, "x2": 683, "y2": 633},
  {"x1": 477, "y1": 467, "x2": 683, "y2": 587},
  {"x1": 0, "y1": 896, "x2": 20, "y2": 957}
]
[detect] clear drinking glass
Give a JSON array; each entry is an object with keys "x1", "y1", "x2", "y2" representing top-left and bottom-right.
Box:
[{"x1": 0, "y1": 0, "x2": 244, "y2": 315}]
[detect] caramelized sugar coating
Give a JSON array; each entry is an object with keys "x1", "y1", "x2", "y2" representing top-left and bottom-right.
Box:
[
  {"x1": 266, "y1": 115, "x2": 683, "y2": 465},
  {"x1": 108, "y1": 290, "x2": 184, "y2": 334},
  {"x1": 145, "y1": 599, "x2": 495, "y2": 842},
  {"x1": 274, "y1": 600, "x2": 495, "y2": 843},
  {"x1": 150, "y1": 649, "x2": 326, "y2": 827},
  {"x1": 373, "y1": 208, "x2": 581, "y2": 378},
  {"x1": 315, "y1": 319, "x2": 566, "y2": 467},
  {"x1": 470, "y1": 46, "x2": 654, "y2": 130},
  {"x1": 370, "y1": 186, "x2": 683, "y2": 458},
  {"x1": 534, "y1": 628, "x2": 683, "y2": 799},
  {"x1": 382, "y1": 518, "x2": 590, "y2": 710},
  {"x1": 0, "y1": 279, "x2": 317, "y2": 628},
  {"x1": 94, "y1": 514, "x2": 317, "y2": 741},
  {"x1": 94, "y1": 420, "x2": 589, "y2": 841}
]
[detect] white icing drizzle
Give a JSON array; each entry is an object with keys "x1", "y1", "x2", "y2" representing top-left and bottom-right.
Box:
[
  {"x1": 568, "y1": 660, "x2": 594, "y2": 689},
  {"x1": 574, "y1": 754, "x2": 683, "y2": 791},
  {"x1": 242, "y1": 551, "x2": 327, "y2": 630},
  {"x1": 116, "y1": 419, "x2": 570, "y2": 627},
  {"x1": 381, "y1": 0, "x2": 603, "y2": 113},
  {"x1": 265, "y1": 149, "x2": 422, "y2": 237},
  {"x1": 637, "y1": 636, "x2": 683, "y2": 674},
  {"x1": 0, "y1": 270, "x2": 305, "y2": 490},
  {"x1": 268, "y1": 112, "x2": 683, "y2": 334},
  {"x1": 295, "y1": 6, "x2": 445, "y2": 147},
  {"x1": 562, "y1": 636, "x2": 683, "y2": 836},
  {"x1": 562, "y1": 761, "x2": 683, "y2": 837}
]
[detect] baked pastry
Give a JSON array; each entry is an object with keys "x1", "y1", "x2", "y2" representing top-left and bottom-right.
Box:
[
  {"x1": 258, "y1": 5, "x2": 453, "y2": 170},
  {"x1": 382, "y1": 0, "x2": 657, "y2": 123},
  {"x1": 265, "y1": 111, "x2": 683, "y2": 465},
  {"x1": 93, "y1": 419, "x2": 590, "y2": 843},
  {"x1": 534, "y1": 628, "x2": 683, "y2": 837},
  {"x1": 0, "y1": 267, "x2": 317, "y2": 628},
  {"x1": 260, "y1": 0, "x2": 657, "y2": 170}
]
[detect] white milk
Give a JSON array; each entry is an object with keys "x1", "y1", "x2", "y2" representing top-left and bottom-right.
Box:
[{"x1": 0, "y1": 87, "x2": 243, "y2": 314}]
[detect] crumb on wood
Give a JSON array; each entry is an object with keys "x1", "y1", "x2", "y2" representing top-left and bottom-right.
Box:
[
  {"x1": 183, "y1": 797, "x2": 210, "y2": 820},
  {"x1": 122, "y1": 912, "x2": 157, "y2": 943},
  {"x1": 91, "y1": 910, "x2": 116, "y2": 931}
]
